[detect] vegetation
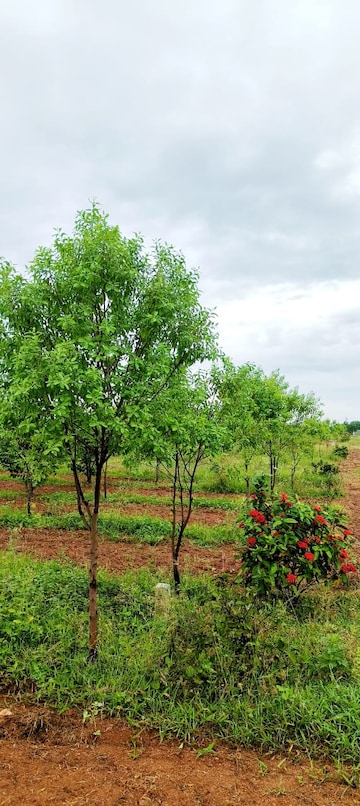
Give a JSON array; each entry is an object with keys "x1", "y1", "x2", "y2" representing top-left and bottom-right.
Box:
[
  {"x1": 1, "y1": 551, "x2": 360, "y2": 762},
  {"x1": 0, "y1": 206, "x2": 359, "y2": 769}
]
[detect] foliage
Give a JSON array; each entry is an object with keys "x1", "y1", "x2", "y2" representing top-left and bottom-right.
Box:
[{"x1": 239, "y1": 487, "x2": 357, "y2": 599}]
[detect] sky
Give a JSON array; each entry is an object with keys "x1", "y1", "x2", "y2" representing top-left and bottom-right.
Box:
[{"x1": 0, "y1": 0, "x2": 359, "y2": 421}]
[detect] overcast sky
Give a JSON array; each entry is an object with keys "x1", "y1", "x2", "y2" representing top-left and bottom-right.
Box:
[{"x1": 1, "y1": 0, "x2": 359, "y2": 420}]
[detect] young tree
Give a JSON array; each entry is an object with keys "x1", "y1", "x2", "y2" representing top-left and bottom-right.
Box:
[
  {"x1": 215, "y1": 361, "x2": 266, "y2": 497},
  {"x1": 216, "y1": 362, "x2": 322, "y2": 494},
  {"x1": 286, "y1": 418, "x2": 322, "y2": 490},
  {"x1": 0, "y1": 204, "x2": 217, "y2": 658},
  {"x1": 0, "y1": 418, "x2": 58, "y2": 514},
  {"x1": 128, "y1": 369, "x2": 226, "y2": 591}
]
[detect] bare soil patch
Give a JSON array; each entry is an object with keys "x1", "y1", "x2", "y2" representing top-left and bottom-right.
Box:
[
  {"x1": 0, "y1": 528, "x2": 240, "y2": 576},
  {"x1": 0, "y1": 698, "x2": 357, "y2": 806}
]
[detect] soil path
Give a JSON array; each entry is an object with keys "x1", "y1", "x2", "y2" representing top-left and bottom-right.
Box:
[{"x1": 1, "y1": 446, "x2": 360, "y2": 805}]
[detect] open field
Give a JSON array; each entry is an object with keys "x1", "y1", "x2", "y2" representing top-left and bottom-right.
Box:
[{"x1": 1, "y1": 441, "x2": 360, "y2": 805}]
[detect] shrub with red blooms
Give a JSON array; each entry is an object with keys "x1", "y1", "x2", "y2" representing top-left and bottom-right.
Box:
[{"x1": 239, "y1": 486, "x2": 357, "y2": 599}]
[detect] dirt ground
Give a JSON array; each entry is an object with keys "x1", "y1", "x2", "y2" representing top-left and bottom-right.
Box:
[
  {"x1": 1, "y1": 447, "x2": 360, "y2": 805},
  {"x1": 0, "y1": 700, "x2": 359, "y2": 806}
]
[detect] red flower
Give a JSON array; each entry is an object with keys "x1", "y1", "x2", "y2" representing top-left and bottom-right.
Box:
[
  {"x1": 336, "y1": 535, "x2": 344, "y2": 541},
  {"x1": 303, "y1": 538, "x2": 310, "y2": 546},
  {"x1": 286, "y1": 501, "x2": 294, "y2": 507},
  {"x1": 286, "y1": 573, "x2": 297, "y2": 584},
  {"x1": 339, "y1": 549, "x2": 348, "y2": 559},
  {"x1": 249, "y1": 509, "x2": 266, "y2": 524},
  {"x1": 314, "y1": 537, "x2": 321, "y2": 544},
  {"x1": 341, "y1": 563, "x2": 357, "y2": 574},
  {"x1": 304, "y1": 551, "x2": 315, "y2": 562},
  {"x1": 314, "y1": 515, "x2": 327, "y2": 525},
  {"x1": 297, "y1": 541, "x2": 307, "y2": 549},
  {"x1": 247, "y1": 537, "x2": 257, "y2": 547},
  {"x1": 280, "y1": 493, "x2": 288, "y2": 502},
  {"x1": 343, "y1": 529, "x2": 353, "y2": 536},
  {"x1": 273, "y1": 531, "x2": 281, "y2": 537},
  {"x1": 314, "y1": 505, "x2": 322, "y2": 513},
  {"x1": 238, "y1": 522, "x2": 244, "y2": 528},
  {"x1": 250, "y1": 494, "x2": 257, "y2": 499}
]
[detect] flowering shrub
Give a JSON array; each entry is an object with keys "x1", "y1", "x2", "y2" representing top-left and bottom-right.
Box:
[{"x1": 238, "y1": 487, "x2": 357, "y2": 599}]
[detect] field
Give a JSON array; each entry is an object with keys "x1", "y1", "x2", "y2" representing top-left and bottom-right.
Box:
[{"x1": 1, "y1": 441, "x2": 360, "y2": 805}]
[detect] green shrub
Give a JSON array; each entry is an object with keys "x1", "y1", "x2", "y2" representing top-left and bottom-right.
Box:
[
  {"x1": 333, "y1": 445, "x2": 349, "y2": 460},
  {"x1": 312, "y1": 460, "x2": 341, "y2": 498}
]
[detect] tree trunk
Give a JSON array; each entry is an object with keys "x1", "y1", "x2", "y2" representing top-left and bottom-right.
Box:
[
  {"x1": 170, "y1": 452, "x2": 179, "y2": 593},
  {"x1": 103, "y1": 461, "x2": 108, "y2": 499},
  {"x1": 154, "y1": 457, "x2": 160, "y2": 484},
  {"x1": 272, "y1": 457, "x2": 278, "y2": 492},
  {"x1": 26, "y1": 481, "x2": 33, "y2": 516},
  {"x1": 173, "y1": 555, "x2": 181, "y2": 594},
  {"x1": 290, "y1": 464, "x2": 296, "y2": 490},
  {"x1": 245, "y1": 460, "x2": 250, "y2": 499},
  {"x1": 89, "y1": 511, "x2": 98, "y2": 661},
  {"x1": 89, "y1": 465, "x2": 102, "y2": 661}
]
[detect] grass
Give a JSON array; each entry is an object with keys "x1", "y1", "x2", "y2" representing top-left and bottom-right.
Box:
[
  {"x1": 37, "y1": 488, "x2": 243, "y2": 511},
  {"x1": 1, "y1": 550, "x2": 360, "y2": 763}
]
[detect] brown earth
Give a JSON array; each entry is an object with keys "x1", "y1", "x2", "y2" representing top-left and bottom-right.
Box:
[
  {"x1": 0, "y1": 527, "x2": 241, "y2": 576},
  {"x1": 1, "y1": 445, "x2": 360, "y2": 805},
  {"x1": 0, "y1": 699, "x2": 358, "y2": 806}
]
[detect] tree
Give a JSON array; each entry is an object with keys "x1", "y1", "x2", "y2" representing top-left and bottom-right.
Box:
[
  {"x1": 286, "y1": 417, "x2": 322, "y2": 490},
  {"x1": 257, "y1": 375, "x2": 321, "y2": 493},
  {"x1": 128, "y1": 369, "x2": 226, "y2": 591},
  {"x1": 0, "y1": 417, "x2": 58, "y2": 514},
  {"x1": 216, "y1": 362, "x2": 322, "y2": 494},
  {"x1": 344, "y1": 420, "x2": 360, "y2": 435},
  {"x1": 214, "y1": 361, "x2": 266, "y2": 497},
  {"x1": 0, "y1": 204, "x2": 217, "y2": 658}
]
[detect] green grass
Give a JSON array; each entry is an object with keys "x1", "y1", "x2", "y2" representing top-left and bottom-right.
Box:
[
  {"x1": 37, "y1": 488, "x2": 243, "y2": 511},
  {"x1": 1, "y1": 550, "x2": 360, "y2": 763}
]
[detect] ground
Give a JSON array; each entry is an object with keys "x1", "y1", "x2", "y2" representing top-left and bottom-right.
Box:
[{"x1": 1, "y1": 446, "x2": 360, "y2": 805}]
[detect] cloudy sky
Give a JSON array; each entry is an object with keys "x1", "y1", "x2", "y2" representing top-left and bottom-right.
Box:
[{"x1": 1, "y1": 0, "x2": 359, "y2": 420}]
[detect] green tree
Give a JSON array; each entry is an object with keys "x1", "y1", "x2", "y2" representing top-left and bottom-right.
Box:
[
  {"x1": 0, "y1": 416, "x2": 58, "y2": 514},
  {"x1": 258, "y1": 375, "x2": 321, "y2": 493},
  {"x1": 129, "y1": 369, "x2": 226, "y2": 591},
  {"x1": 214, "y1": 361, "x2": 265, "y2": 497},
  {"x1": 0, "y1": 204, "x2": 217, "y2": 657}
]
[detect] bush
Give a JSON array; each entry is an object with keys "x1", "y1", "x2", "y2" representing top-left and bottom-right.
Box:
[
  {"x1": 333, "y1": 445, "x2": 349, "y2": 460},
  {"x1": 312, "y1": 460, "x2": 341, "y2": 498},
  {"x1": 238, "y1": 487, "x2": 357, "y2": 599}
]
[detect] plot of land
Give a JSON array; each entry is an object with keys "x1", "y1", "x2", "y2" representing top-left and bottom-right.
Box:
[{"x1": 0, "y1": 446, "x2": 360, "y2": 805}]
